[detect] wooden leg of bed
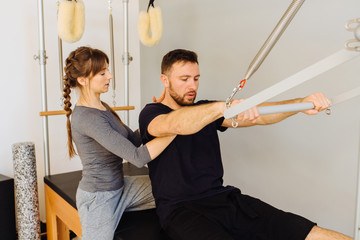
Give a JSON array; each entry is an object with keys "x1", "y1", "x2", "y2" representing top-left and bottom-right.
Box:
[
  {"x1": 44, "y1": 184, "x2": 82, "y2": 240},
  {"x1": 57, "y1": 219, "x2": 70, "y2": 240},
  {"x1": 45, "y1": 184, "x2": 59, "y2": 240}
]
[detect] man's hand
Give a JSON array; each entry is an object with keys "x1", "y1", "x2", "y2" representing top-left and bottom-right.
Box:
[
  {"x1": 301, "y1": 93, "x2": 331, "y2": 115},
  {"x1": 232, "y1": 99, "x2": 260, "y2": 124}
]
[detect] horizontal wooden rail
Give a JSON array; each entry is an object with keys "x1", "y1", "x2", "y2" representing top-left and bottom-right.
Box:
[{"x1": 39, "y1": 106, "x2": 135, "y2": 116}]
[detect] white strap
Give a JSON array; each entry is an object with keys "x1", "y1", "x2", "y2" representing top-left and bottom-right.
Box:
[
  {"x1": 332, "y1": 86, "x2": 360, "y2": 105},
  {"x1": 224, "y1": 49, "x2": 360, "y2": 119}
]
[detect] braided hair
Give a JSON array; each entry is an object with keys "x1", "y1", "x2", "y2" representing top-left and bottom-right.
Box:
[{"x1": 63, "y1": 46, "x2": 121, "y2": 158}]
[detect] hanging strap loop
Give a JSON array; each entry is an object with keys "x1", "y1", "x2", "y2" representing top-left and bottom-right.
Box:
[
  {"x1": 147, "y1": 0, "x2": 155, "y2": 12},
  {"x1": 57, "y1": 0, "x2": 85, "y2": 43},
  {"x1": 138, "y1": 0, "x2": 163, "y2": 47}
]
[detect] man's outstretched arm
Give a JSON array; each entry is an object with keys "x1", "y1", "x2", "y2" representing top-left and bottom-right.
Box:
[
  {"x1": 221, "y1": 92, "x2": 331, "y2": 128},
  {"x1": 148, "y1": 102, "x2": 226, "y2": 137}
]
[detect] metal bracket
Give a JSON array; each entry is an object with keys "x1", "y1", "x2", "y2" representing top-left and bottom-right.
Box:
[
  {"x1": 34, "y1": 50, "x2": 48, "y2": 65},
  {"x1": 122, "y1": 52, "x2": 133, "y2": 65}
]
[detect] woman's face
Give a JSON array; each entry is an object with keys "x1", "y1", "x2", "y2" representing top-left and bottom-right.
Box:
[{"x1": 89, "y1": 63, "x2": 113, "y2": 94}]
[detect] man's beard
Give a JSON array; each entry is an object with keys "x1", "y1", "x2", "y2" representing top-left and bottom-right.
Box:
[{"x1": 168, "y1": 84, "x2": 196, "y2": 106}]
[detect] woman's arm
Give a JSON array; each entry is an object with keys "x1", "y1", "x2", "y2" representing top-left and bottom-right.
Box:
[
  {"x1": 123, "y1": 126, "x2": 142, "y2": 147},
  {"x1": 145, "y1": 135, "x2": 176, "y2": 160},
  {"x1": 125, "y1": 127, "x2": 176, "y2": 157},
  {"x1": 78, "y1": 112, "x2": 175, "y2": 167},
  {"x1": 124, "y1": 124, "x2": 176, "y2": 160},
  {"x1": 125, "y1": 126, "x2": 176, "y2": 160}
]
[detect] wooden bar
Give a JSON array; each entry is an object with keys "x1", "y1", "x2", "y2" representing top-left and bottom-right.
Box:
[{"x1": 40, "y1": 106, "x2": 135, "y2": 116}]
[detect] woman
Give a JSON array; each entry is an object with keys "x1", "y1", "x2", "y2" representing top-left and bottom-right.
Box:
[{"x1": 62, "y1": 46, "x2": 174, "y2": 240}]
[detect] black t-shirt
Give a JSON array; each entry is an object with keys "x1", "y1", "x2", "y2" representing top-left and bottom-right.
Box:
[{"x1": 139, "y1": 100, "x2": 234, "y2": 225}]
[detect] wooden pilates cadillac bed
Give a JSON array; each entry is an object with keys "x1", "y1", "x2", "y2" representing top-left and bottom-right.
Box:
[{"x1": 44, "y1": 162, "x2": 170, "y2": 240}]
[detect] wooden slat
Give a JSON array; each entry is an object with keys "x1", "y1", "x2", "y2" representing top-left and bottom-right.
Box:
[{"x1": 39, "y1": 106, "x2": 135, "y2": 116}]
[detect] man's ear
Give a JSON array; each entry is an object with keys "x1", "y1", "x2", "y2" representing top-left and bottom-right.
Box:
[
  {"x1": 77, "y1": 77, "x2": 88, "y2": 86},
  {"x1": 160, "y1": 74, "x2": 169, "y2": 88}
]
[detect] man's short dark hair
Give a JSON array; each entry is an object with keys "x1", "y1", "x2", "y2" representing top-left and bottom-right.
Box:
[{"x1": 161, "y1": 49, "x2": 198, "y2": 75}]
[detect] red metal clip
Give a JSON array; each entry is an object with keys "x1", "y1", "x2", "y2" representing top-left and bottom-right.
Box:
[{"x1": 239, "y1": 79, "x2": 246, "y2": 88}]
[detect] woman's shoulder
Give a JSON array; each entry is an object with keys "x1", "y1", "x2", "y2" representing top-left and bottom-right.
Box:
[
  {"x1": 72, "y1": 106, "x2": 109, "y2": 127},
  {"x1": 73, "y1": 105, "x2": 108, "y2": 115}
]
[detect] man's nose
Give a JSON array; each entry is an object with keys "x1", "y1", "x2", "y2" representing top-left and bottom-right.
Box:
[{"x1": 187, "y1": 79, "x2": 198, "y2": 90}]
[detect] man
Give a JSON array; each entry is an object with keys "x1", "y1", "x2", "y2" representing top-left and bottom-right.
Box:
[{"x1": 139, "y1": 49, "x2": 352, "y2": 240}]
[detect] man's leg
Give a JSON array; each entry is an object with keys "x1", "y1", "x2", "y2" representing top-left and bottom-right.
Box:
[
  {"x1": 305, "y1": 226, "x2": 353, "y2": 240},
  {"x1": 239, "y1": 193, "x2": 353, "y2": 240},
  {"x1": 164, "y1": 206, "x2": 233, "y2": 240}
]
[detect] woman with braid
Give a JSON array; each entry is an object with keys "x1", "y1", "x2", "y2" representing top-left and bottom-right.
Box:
[{"x1": 63, "y1": 46, "x2": 175, "y2": 240}]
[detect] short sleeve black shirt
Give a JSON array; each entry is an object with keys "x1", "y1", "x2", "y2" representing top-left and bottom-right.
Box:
[{"x1": 139, "y1": 100, "x2": 234, "y2": 225}]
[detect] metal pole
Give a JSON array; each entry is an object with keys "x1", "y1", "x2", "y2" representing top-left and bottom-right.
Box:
[
  {"x1": 109, "y1": 10, "x2": 116, "y2": 92},
  {"x1": 58, "y1": 37, "x2": 64, "y2": 92},
  {"x1": 122, "y1": 0, "x2": 132, "y2": 125},
  {"x1": 355, "y1": 125, "x2": 360, "y2": 239},
  {"x1": 244, "y1": 0, "x2": 306, "y2": 80},
  {"x1": 226, "y1": 0, "x2": 306, "y2": 109},
  {"x1": 35, "y1": 0, "x2": 51, "y2": 176},
  {"x1": 257, "y1": 102, "x2": 314, "y2": 115},
  {"x1": 255, "y1": 84, "x2": 360, "y2": 115},
  {"x1": 57, "y1": 1, "x2": 64, "y2": 93}
]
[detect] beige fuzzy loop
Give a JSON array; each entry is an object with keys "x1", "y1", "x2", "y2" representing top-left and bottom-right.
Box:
[
  {"x1": 57, "y1": 0, "x2": 85, "y2": 43},
  {"x1": 138, "y1": 6, "x2": 163, "y2": 47}
]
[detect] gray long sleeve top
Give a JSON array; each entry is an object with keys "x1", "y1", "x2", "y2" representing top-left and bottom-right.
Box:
[{"x1": 71, "y1": 106, "x2": 151, "y2": 192}]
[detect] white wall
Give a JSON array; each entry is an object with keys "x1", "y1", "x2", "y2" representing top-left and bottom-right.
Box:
[
  {"x1": 139, "y1": 0, "x2": 360, "y2": 237},
  {"x1": 1, "y1": 0, "x2": 358, "y2": 236},
  {"x1": 0, "y1": 0, "x2": 141, "y2": 221}
]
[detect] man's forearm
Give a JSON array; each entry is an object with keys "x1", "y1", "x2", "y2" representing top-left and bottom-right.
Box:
[
  {"x1": 255, "y1": 98, "x2": 303, "y2": 125},
  {"x1": 148, "y1": 101, "x2": 225, "y2": 137}
]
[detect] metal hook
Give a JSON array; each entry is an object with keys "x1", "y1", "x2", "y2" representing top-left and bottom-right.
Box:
[
  {"x1": 225, "y1": 79, "x2": 247, "y2": 111},
  {"x1": 231, "y1": 118, "x2": 239, "y2": 128},
  {"x1": 345, "y1": 18, "x2": 360, "y2": 52},
  {"x1": 225, "y1": 100, "x2": 239, "y2": 128},
  {"x1": 345, "y1": 39, "x2": 360, "y2": 52},
  {"x1": 345, "y1": 18, "x2": 360, "y2": 32},
  {"x1": 326, "y1": 108, "x2": 331, "y2": 115}
]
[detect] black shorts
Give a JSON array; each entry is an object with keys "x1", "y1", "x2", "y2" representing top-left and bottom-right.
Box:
[{"x1": 163, "y1": 189, "x2": 316, "y2": 240}]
